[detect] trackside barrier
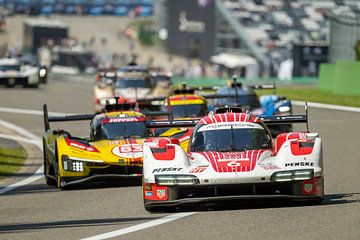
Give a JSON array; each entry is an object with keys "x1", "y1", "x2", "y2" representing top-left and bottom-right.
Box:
[
  {"x1": 172, "y1": 77, "x2": 318, "y2": 88},
  {"x1": 319, "y1": 61, "x2": 360, "y2": 96}
]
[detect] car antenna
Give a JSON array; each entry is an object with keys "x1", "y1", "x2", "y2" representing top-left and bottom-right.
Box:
[
  {"x1": 233, "y1": 75, "x2": 239, "y2": 106},
  {"x1": 271, "y1": 75, "x2": 276, "y2": 95},
  {"x1": 305, "y1": 102, "x2": 309, "y2": 133},
  {"x1": 227, "y1": 79, "x2": 231, "y2": 107},
  {"x1": 166, "y1": 97, "x2": 173, "y2": 121}
]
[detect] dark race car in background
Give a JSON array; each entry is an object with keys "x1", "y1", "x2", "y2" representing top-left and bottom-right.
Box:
[
  {"x1": 0, "y1": 58, "x2": 40, "y2": 88},
  {"x1": 205, "y1": 78, "x2": 292, "y2": 136}
]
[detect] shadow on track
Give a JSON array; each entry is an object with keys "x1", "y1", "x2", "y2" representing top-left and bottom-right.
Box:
[
  {"x1": 0, "y1": 216, "x2": 159, "y2": 234},
  {"x1": 0, "y1": 178, "x2": 142, "y2": 196},
  {"x1": 149, "y1": 193, "x2": 360, "y2": 213}
]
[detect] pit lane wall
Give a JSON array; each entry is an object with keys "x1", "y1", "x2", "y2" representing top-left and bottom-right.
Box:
[{"x1": 319, "y1": 61, "x2": 360, "y2": 96}]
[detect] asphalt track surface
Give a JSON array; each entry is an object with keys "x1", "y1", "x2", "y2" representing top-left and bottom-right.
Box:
[{"x1": 0, "y1": 78, "x2": 359, "y2": 240}]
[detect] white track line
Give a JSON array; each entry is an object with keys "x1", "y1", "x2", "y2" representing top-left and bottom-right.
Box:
[
  {"x1": 0, "y1": 167, "x2": 43, "y2": 195},
  {"x1": 292, "y1": 101, "x2": 360, "y2": 113},
  {"x1": 0, "y1": 118, "x2": 41, "y2": 142},
  {"x1": 0, "y1": 118, "x2": 43, "y2": 195},
  {"x1": 0, "y1": 114, "x2": 198, "y2": 238},
  {"x1": 0, "y1": 101, "x2": 358, "y2": 237},
  {"x1": 80, "y1": 99, "x2": 359, "y2": 239},
  {"x1": 80, "y1": 212, "x2": 197, "y2": 240},
  {"x1": 0, "y1": 133, "x2": 41, "y2": 146}
]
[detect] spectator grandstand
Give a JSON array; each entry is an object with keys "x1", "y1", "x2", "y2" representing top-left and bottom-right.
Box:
[
  {"x1": 217, "y1": 0, "x2": 360, "y2": 75},
  {"x1": 0, "y1": 0, "x2": 153, "y2": 16},
  {"x1": 156, "y1": 0, "x2": 360, "y2": 77}
]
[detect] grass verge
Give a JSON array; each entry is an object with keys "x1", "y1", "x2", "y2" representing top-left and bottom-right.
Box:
[
  {"x1": 0, "y1": 147, "x2": 27, "y2": 178},
  {"x1": 256, "y1": 86, "x2": 360, "y2": 108}
]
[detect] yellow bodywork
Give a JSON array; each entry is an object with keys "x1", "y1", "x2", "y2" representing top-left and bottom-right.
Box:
[
  {"x1": 44, "y1": 111, "x2": 146, "y2": 180},
  {"x1": 156, "y1": 94, "x2": 206, "y2": 152},
  {"x1": 158, "y1": 127, "x2": 191, "y2": 152},
  {"x1": 56, "y1": 137, "x2": 145, "y2": 177}
]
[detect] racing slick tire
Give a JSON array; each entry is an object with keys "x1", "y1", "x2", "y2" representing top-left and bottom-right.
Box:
[
  {"x1": 54, "y1": 143, "x2": 67, "y2": 190},
  {"x1": 24, "y1": 81, "x2": 39, "y2": 88},
  {"x1": 6, "y1": 78, "x2": 15, "y2": 88},
  {"x1": 56, "y1": 164, "x2": 67, "y2": 190},
  {"x1": 43, "y1": 140, "x2": 56, "y2": 186}
]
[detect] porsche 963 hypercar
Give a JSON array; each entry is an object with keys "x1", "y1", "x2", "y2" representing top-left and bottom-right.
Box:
[{"x1": 142, "y1": 106, "x2": 324, "y2": 211}]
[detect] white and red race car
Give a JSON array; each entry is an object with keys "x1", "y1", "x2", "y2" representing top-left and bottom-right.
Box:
[{"x1": 142, "y1": 107, "x2": 324, "y2": 211}]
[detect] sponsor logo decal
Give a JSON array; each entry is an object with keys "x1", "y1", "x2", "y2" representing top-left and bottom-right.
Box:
[
  {"x1": 261, "y1": 165, "x2": 280, "y2": 170},
  {"x1": 189, "y1": 166, "x2": 208, "y2": 173},
  {"x1": 65, "y1": 138, "x2": 99, "y2": 152},
  {"x1": 302, "y1": 178, "x2": 318, "y2": 195},
  {"x1": 112, "y1": 144, "x2": 143, "y2": 158},
  {"x1": 156, "y1": 189, "x2": 166, "y2": 199},
  {"x1": 303, "y1": 183, "x2": 313, "y2": 194},
  {"x1": 199, "y1": 122, "x2": 263, "y2": 131},
  {"x1": 152, "y1": 167, "x2": 183, "y2": 173},
  {"x1": 109, "y1": 118, "x2": 139, "y2": 123},
  {"x1": 285, "y1": 162, "x2": 314, "y2": 167}
]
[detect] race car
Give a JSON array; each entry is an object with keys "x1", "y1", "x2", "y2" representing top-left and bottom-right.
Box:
[
  {"x1": 42, "y1": 103, "x2": 149, "y2": 189},
  {"x1": 153, "y1": 88, "x2": 208, "y2": 151},
  {"x1": 93, "y1": 78, "x2": 116, "y2": 113},
  {"x1": 149, "y1": 68, "x2": 173, "y2": 98},
  {"x1": 0, "y1": 58, "x2": 39, "y2": 88},
  {"x1": 206, "y1": 78, "x2": 292, "y2": 135},
  {"x1": 0, "y1": 13, "x2": 5, "y2": 32},
  {"x1": 114, "y1": 73, "x2": 152, "y2": 100},
  {"x1": 142, "y1": 106, "x2": 324, "y2": 211}
]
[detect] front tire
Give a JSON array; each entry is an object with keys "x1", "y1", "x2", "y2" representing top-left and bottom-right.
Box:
[
  {"x1": 54, "y1": 143, "x2": 67, "y2": 190},
  {"x1": 6, "y1": 78, "x2": 15, "y2": 88},
  {"x1": 43, "y1": 140, "x2": 56, "y2": 186}
]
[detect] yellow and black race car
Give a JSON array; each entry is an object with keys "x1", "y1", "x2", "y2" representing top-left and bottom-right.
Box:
[
  {"x1": 42, "y1": 103, "x2": 150, "y2": 189},
  {"x1": 154, "y1": 89, "x2": 208, "y2": 152}
]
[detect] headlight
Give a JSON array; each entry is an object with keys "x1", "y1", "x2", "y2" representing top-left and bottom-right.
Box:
[
  {"x1": 62, "y1": 155, "x2": 84, "y2": 172},
  {"x1": 39, "y1": 69, "x2": 47, "y2": 77},
  {"x1": 278, "y1": 106, "x2": 291, "y2": 113},
  {"x1": 270, "y1": 169, "x2": 314, "y2": 182},
  {"x1": 155, "y1": 175, "x2": 200, "y2": 186}
]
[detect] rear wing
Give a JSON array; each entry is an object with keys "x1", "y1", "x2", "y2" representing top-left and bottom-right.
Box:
[
  {"x1": 260, "y1": 115, "x2": 307, "y2": 125},
  {"x1": 43, "y1": 104, "x2": 94, "y2": 132},
  {"x1": 261, "y1": 102, "x2": 310, "y2": 131},
  {"x1": 146, "y1": 119, "x2": 199, "y2": 128},
  {"x1": 249, "y1": 84, "x2": 275, "y2": 90},
  {"x1": 142, "y1": 110, "x2": 171, "y2": 118}
]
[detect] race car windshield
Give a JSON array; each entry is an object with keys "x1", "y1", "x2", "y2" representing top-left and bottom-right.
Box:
[
  {"x1": 191, "y1": 126, "x2": 271, "y2": 152},
  {"x1": 215, "y1": 95, "x2": 260, "y2": 109},
  {"x1": 99, "y1": 122, "x2": 147, "y2": 140},
  {"x1": 0, "y1": 65, "x2": 20, "y2": 71},
  {"x1": 170, "y1": 104, "x2": 207, "y2": 118},
  {"x1": 115, "y1": 79, "x2": 151, "y2": 88}
]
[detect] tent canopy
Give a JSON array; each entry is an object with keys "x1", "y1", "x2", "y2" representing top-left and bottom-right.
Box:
[{"x1": 211, "y1": 53, "x2": 258, "y2": 69}]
